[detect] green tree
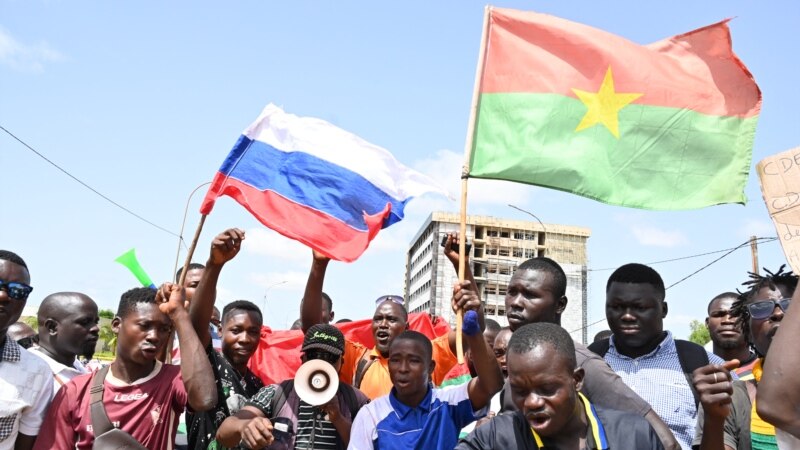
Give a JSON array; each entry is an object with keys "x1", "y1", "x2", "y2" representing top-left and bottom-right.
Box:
[
  {"x1": 688, "y1": 319, "x2": 711, "y2": 346},
  {"x1": 21, "y1": 315, "x2": 38, "y2": 330},
  {"x1": 98, "y1": 309, "x2": 115, "y2": 319},
  {"x1": 98, "y1": 323, "x2": 117, "y2": 355}
]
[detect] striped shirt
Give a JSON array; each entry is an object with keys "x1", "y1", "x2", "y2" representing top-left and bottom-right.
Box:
[
  {"x1": 247, "y1": 384, "x2": 339, "y2": 450},
  {"x1": 604, "y1": 331, "x2": 727, "y2": 450},
  {"x1": 348, "y1": 382, "x2": 485, "y2": 450}
]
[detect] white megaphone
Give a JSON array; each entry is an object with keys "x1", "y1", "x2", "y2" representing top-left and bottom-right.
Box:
[{"x1": 294, "y1": 359, "x2": 339, "y2": 406}]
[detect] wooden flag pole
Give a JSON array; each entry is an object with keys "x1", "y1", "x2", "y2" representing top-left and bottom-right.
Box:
[
  {"x1": 179, "y1": 214, "x2": 207, "y2": 286},
  {"x1": 457, "y1": 5, "x2": 492, "y2": 365},
  {"x1": 162, "y1": 214, "x2": 207, "y2": 363}
]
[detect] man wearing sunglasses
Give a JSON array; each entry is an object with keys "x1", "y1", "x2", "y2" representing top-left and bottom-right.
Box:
[
  {"x1": 692, "y1": 266, "x2": 796, "y2": 449},
  {"x1": 0, "y1": 250, "x2": 53, "y2": 450},
  {"x1": 300, "y1": 234, "x2": 486, "y2": 400},
  {"x1": 216, "y1": 324, "x2": 369, "y2": 449}
]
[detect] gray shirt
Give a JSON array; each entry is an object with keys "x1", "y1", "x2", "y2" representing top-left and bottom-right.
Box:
[
  {"x1": 693, "y1": 381, "x2": 751, "y2": 450},
  {"x1": 501, "y1": 341, "x2": 653, "y2": 417}
]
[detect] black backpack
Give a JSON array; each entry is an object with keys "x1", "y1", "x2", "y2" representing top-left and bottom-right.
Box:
[{"x1": 587, "y1": 337, "x2": 709, "y2": 408}]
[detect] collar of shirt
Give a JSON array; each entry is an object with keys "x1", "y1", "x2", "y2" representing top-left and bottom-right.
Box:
[
  {"x1": 388, "y1": 383, "x2": 434, "y2": 419},
  {"x1": 530, "y1": 393, "x2": 609, "y2": 450},
  {"x1": 608, "y1": 330, "x2": 674, "y2": 361},
  {"x1": 29, "y1": 347, "x2": 86, "y2": 374},
  {"x1": 0, "y1": 336, "x2": 21, "y2": 362}
]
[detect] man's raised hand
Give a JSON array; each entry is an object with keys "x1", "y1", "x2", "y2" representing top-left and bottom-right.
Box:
[
  {"x1": 156, "y1": 283, "x2": 186, "y2": 317},
  {"x1": 210, "y1": 228, "x2": 245, "y2": 266}
]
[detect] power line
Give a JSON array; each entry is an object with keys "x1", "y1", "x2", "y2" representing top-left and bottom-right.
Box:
[
  {"x1": 573, "y1": 237, "x2": 779, "y2": 334},
  {"x1": 588, "y1": 237, "x2": 778, "y2": 272},
  {"x1": 2, "y1": 124, "x2": 181, "y2": 239}
]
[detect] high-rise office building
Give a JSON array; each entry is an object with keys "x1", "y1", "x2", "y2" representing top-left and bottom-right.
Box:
[{"x1": 404, "y1": 212, "x2": 591, "y2": 343}]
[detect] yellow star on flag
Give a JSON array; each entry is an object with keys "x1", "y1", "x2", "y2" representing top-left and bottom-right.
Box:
[{"x1": 572, "y1": 67, "x2": 642, "y2": 138}]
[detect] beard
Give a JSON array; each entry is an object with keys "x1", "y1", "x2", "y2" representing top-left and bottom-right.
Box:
[{"x1": 716, "y1": 338, "x2": 743, "y2": 350}]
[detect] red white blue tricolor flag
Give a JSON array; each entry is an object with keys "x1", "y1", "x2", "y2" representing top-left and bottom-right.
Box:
[{"x1": 200, "y1": 104, "x2": 449, "y2": 262}]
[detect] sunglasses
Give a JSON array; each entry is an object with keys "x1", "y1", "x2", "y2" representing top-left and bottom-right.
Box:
[
  {"x1": 0, "y1": 280, "x2": 33, "y2": 301},
  {"x1": 748, "y1": 298, "x2": 791, "y2": 320},
  {"x1": 375, "y1": 295, "x2": 404, "y2": 306},
  {"x1": 16, "y1": 336, "x2": 35, "y2": 349}
]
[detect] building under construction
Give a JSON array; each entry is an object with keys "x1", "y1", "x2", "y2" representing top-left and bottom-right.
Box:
[{"x1": 404, "y1": 212, "x2": 591, "y2": 343}]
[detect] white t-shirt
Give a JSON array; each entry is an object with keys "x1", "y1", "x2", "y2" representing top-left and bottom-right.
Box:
[
  {"x1": 28, "y1": 347, "x2": 88, "y2": 399},
  {"x1": 0, "y1": 339, "x2": 53, "y2": 449},
  {"x1": 777, "y1": 428, "x2": 800, "y2": 449}
]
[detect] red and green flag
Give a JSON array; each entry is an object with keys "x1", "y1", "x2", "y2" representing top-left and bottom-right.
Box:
[{"x1": 468, "y1": 7, "x2": 761, "y2": 210}]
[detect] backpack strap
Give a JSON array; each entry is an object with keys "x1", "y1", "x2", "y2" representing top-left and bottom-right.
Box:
[
  {"x1": 353, "y1": 348, "x2": 376, "y2": 389},
  {"x1": 269, "y1": 379, "x2": 294, "y2": 421},
  {"x1": 674, "y1": 339, "x2": 709, "y2": 409},
  {"x1": 89, "y1": 365, "x2": 114, "y2": 435},
  {"x1": 587, "y1": 338, "x2": 610, "y2": 357},
  {"x1": 340, "y1": 384, "x2": 360, "y2": 420}
]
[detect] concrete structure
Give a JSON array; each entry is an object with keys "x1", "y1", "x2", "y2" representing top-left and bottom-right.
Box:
[{"x1": 404, "y1": 212, "x2": 591, "y2": 343}]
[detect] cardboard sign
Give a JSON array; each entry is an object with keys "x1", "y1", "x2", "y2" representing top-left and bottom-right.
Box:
[{"x1": 756, "y1": 147, "x2": 800, "y2": 273}]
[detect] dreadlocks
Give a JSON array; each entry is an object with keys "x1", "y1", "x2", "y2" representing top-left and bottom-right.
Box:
[{"x1": 731, "y1": 265, "x2": 798, "y2": 353}]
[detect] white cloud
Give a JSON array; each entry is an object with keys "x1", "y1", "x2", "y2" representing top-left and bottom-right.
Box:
[
  {"x1": 738, "y1": 218, "x2": 776, "y2": 239},
  {"x1": 0, "y1": 27, "x2": 65, "y2": 72},
  {"x1": 413, "y1": 149, "x2": 535, "y2": 207},
  {"x1": 243, "y1": 228, "x2": 312, "y2": 265},
  {"x1": 630, "y1": 224, "x2": 688, "y2": 248}
]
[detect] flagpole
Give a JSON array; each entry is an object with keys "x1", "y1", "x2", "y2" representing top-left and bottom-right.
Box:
[
  {"x1": 457, "y1": 5, "x2": 492, "y2": 365},
  {"x1": 162, "y1": 213, "x2": 207, "y2": 363}
]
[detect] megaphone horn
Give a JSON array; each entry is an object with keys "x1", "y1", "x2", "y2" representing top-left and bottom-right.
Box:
[{"x1": 294, "y1": 359, "x2": 339, "y2": 406}]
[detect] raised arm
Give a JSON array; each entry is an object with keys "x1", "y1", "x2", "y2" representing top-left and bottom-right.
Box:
[
  {"x1": 443, "y1": 233, "x2": 479, "y2": 295},
  {"x1": 157, "y1": 283, "x2": 217, "y2": 411},
  {"x1": 757, "y1": 284, "x2": 800, "y2": 437},
  {"x1": 693, "y1": 361, "x2": 739, "y2": 450},
  {"x1": 300, "y1": 250, "x2": 331, "y2": 333},
  {"x1": 455, "y1": 284, "x2": 503, "y2": 411},
  {"x1": 189, "y1": 228, "x2": 245, "y2": 347},
  {"x1": 448, "y1": 277, "x2": 486, "y2": 357}
]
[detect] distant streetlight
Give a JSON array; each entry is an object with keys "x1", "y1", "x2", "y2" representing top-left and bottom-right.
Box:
[
  {"x1": 508, "y1": 204, "x2": 547, "y2": 234},
  {"x1": 263, "y1": 280, "x2": 288, "y2": 312}
]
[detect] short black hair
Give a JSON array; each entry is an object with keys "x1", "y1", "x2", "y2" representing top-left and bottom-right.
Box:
[
  {"x1": 731, "y1": 265, "x2": 798, "y2": 352},
  {"x1": 606, "y1": 263, "x2": 665, "y2": 297},
  {"x1": 707, "y1": 292, "x2": 739, "y2": 314},
  {"x1": 516, "y1": 257, "x2": 567, "y2": 298},
  {"x1": 508, "y1": 322, "x2": 576, "y2": 370},
  {"x1": 335, "y1": 318, "x2": 352, "y2": 324},
  {"x1": 222, "y1": 300, "x2": 263, "y2": 326},
  {"x1": 0, "y1": 250, "x2": 28, "y2": 269},
  {"x1": 117, "y1": 287, "x2": 157, "y2": 318},
  {"x1": 321, "y1": 292, "x2": 333, "y2": 312},
  {"x1": 485, "y1": 318, "x2": 502, "y2": 334},
  {"x1": 391, "y1": 330, "x2": 432, "y2": 361},
  {"x1": 175, "y1": 263, "x2": 205, "y2": 283},
  {"x1": 593, "y1": 329, "x2": 613, "y2": 343}
]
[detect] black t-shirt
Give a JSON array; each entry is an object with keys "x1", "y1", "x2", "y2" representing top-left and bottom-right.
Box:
[{"x1": 187, "y1": 343, "x2": 264, "y2": 450}]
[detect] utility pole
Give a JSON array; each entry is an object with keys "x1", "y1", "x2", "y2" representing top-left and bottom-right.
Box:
[{"x1": 750, "y1": 236, "x2": 759, "y2": 275}]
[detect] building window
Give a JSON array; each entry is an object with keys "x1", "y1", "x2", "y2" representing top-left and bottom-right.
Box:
[
  {"x1": 487, "y1": 230, "x2": 498, "y2": 237},
  {"x1": 498, "y1": 249, "x2": 510, "y2": 257},
  {"x1": 500, "y1": 231, "x2": 510, "y2": 238}
]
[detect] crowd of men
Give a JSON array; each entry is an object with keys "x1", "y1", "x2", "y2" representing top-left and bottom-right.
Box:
[{"x1": 1, "y1": 227, "x2": 799, "y2": 449}]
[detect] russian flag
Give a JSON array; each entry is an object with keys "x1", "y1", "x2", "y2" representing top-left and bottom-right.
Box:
[{"x1": 200, "y1": 104, "x2": 449, "y2": 262}]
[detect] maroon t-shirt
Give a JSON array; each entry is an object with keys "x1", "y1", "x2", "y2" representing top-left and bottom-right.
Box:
[{"x1": 33, "y1": 362, "x2": 187, "y2": 450}]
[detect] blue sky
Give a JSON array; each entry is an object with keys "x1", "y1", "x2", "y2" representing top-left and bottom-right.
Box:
[{"x1": 3, "y1": 1, "x2": 799, "y2": 339}]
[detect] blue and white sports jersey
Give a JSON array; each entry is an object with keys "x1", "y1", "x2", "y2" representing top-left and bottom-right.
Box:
[{"x1": 348, "y1": 382, "x2": 486, "y2": 450}]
